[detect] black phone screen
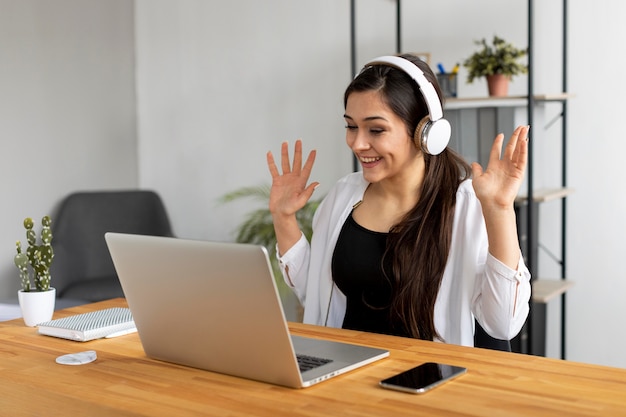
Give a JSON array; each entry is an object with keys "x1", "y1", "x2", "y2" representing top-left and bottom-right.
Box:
[{"x1": 379, "y1": 362, "x2": 467, "y2": 394}]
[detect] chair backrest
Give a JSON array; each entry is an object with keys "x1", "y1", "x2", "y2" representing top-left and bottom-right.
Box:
[{"x1": 50, "y1": 190, "x2": 174, "y2": 297}]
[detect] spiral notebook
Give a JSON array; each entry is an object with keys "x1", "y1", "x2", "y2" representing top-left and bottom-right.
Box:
[{"x1": 38, "y1": 307, "x2": 136, "y2": 342}]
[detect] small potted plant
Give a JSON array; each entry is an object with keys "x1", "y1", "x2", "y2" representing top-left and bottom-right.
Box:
[
  {"x1": 14, "y1": 215, "x2": 56, "y2": 326},
  {"x1": 463, "y1": 35, "x2": 528, "y2": 97}
]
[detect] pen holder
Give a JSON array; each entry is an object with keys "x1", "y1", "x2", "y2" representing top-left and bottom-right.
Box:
[{"x1": 437, "y1": 73, "x2": 457, "y2": 98}]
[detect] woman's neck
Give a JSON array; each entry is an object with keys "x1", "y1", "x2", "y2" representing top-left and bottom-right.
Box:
[{"x1": 355, "y1": 158, "x2": 426, "y2": 232}]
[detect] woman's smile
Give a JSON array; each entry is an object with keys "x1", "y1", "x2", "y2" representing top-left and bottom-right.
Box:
[{"x1": 359, "y1": 155, "x2": 382, "y2": 168}]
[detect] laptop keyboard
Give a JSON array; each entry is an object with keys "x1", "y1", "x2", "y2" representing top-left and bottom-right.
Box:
[{"x1": 296, "y1": 354, "x2": 333, "y2": 372}]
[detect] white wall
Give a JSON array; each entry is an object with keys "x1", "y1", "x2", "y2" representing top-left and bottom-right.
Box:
[
  {"x1": 0, "y1": 0, "x2": 138, "y2": 300},
  {"x1": 134, "y1": 0, "x2": 353, "y2": 242},
  {"x1": 566, "y1": 1, "x2": 626, "y2": 369},
  {"x1": 2, "y1": 0, "x2": 625, "y2": 369}
]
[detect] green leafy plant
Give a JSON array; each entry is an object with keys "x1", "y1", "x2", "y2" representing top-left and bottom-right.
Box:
[
  {"x1": 14, "y1": 216, "x2": 54, "y2": 292},
  {"x1": 463, "y1": 35, "x2": 528, "y2": 83},
  {"x1": 219, "y1": 184, "x2": 321, "y2": 279}
]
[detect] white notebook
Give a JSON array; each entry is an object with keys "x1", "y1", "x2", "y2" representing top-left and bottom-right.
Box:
[{"x1": 38, "y1": 307, "x2": 136, "y2": 342}]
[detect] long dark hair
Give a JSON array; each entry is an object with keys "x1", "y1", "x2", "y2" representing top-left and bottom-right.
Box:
[{"x1": 344, "y1": 54, "x2": 471, "y2": 341}]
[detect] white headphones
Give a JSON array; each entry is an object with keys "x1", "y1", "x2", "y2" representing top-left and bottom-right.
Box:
[{"x1": 364, "y1": 56, "x2": 451, "y2": 155}]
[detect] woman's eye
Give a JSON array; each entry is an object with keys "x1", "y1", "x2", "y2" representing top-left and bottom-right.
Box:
[
  {"x1": 370, "y1": 129, "x2": 384, "y2": 135},
  {"x1": 344, "y1": 125, "x2": 357, "y2": 130}
]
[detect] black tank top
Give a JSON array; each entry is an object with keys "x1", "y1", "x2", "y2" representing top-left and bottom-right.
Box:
[{"x1": 331, "y1": 212, "x2": 409, "y2": 337}]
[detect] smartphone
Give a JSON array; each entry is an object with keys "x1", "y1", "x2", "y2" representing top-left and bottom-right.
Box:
[{"x1": 379, "y1": 362, "x2": 467, "y2": 394}]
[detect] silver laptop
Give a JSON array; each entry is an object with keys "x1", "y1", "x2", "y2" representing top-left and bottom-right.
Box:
[{"x1": 105, "y1": 232, "x2": 389, "y2": 388}]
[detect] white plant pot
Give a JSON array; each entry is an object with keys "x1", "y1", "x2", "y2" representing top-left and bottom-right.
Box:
[{"x1": 18, "y1": 287, "x2": 56, "y2": 327}]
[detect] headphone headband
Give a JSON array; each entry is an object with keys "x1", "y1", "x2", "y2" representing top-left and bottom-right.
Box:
[
  {"x1": 364, "y1": 56, "x2": 444, "y2": 121},
  {"x1": 361, "y1": 55, "x2": 450, "y2": 155}
]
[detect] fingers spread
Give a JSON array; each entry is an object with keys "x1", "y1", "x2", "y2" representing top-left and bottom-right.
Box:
[
  {"x1": 504, "y1": 125, "x2": 529, "y2": 161},
  {"x1": 267, "y1": 151, "x2": 280, "y2": 178},
  {"x1": 280, "y1": 141, "x2": 291, "y2": 174},
  {"x1": 513, "y1": 132, "x2": 529, "y2": 170},
  {"x1": 292, "y1": 139, "x2": 303, "y2": 174},
  {"x1": 302, "y1": 149, "x2": 316, "y2": 177},
  {"x1": 471, "y1": 161, "x2": 483, "y2": 178},
  {"x1": 303, "y1": 181, "x2": 320, "y2": 201},
  {"x1": 272, "y1": 140, "x2": 317, "y2": 180},
  {"x1": 489, "y1": 133, "x2": 505, "y2": 162}
]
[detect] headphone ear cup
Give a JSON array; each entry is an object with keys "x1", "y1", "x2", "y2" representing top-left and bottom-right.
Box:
[
  {"x1": 414, "y1": 116, "x2": 451, "y2": 156},
  {"x1": 414, "y1": 116, "x2": 431, "y2": 151}
]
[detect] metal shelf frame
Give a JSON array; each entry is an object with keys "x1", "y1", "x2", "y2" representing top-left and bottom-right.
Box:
[{"x1": 348, "y1": 0, "x2": 570, "y2": 359}]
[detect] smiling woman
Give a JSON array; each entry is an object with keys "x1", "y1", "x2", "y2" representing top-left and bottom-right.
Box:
[
  {"x1": 344, "y1": 89, "x2": 423, "y2": 192},
  {"x1": 266, "y1": 53, "x2": 531, "y2": 348}
]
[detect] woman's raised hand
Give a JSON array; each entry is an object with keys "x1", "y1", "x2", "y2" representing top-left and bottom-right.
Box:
[
  {"x1": 471, "y1": 125, "x2": 529, "y2": 269},
  {"x1": 471, "y1": 125, "x2": 529, "y2": 211},
  {"x1": 267, "y1": 140, "x2": 319, "y2": 256},
  {"x1": 266, "y1": 139, "x2": 319, "y2": 220}
]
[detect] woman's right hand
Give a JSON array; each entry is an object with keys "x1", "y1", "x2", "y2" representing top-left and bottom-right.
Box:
[
  {"x1": 266, "y1": 140, "x2": 318, "y2": 254},
  {"x1": 267, "y1": 139, "x2": 318, "y2": 218}
]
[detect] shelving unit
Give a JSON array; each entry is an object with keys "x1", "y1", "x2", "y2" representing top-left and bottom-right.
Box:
[
  {"x1": 444, "y1": 91, "x2": 572, "y2": 357},
  {"x1": 523, "y1": 0, "x2": 571, "y2": 359},
  {"x1": 349, "y1": 0, "x2": 571, "y2": 358}
]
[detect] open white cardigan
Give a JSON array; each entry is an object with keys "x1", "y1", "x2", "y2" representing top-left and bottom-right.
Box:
[{"x1": 277, "y1": 172, "x2": 531, "y2": 346}]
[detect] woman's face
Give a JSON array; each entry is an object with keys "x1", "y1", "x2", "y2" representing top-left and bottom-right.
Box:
[{"x1": 344, "y1": 90, "x2": 421, "y2": 184}]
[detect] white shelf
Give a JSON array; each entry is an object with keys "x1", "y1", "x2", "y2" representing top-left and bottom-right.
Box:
[
  {"x1": 516, "y1": 187, "x2": 575, "y2": 204},
  {"x1": 445, "y1": 93, "x2": 573, "y2": 110},
  {"x1": 532, "y1": 279, "x2": 574, "y2": 303},
  {"x1": 445, "y1": 96, "x2": 527, "y2": 110}
]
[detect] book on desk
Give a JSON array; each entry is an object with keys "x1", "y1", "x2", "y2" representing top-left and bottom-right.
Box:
[{"x1": 37, "y1": 307, "x2": 136, "y2": 342}]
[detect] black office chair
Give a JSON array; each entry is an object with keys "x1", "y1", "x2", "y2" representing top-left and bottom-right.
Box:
[
  {"x1": 50, "y1": 190, "x2": 174, "y2": 307},
  {"x1": 474, "y1": 319, "x2": 511, "y2": 352}
]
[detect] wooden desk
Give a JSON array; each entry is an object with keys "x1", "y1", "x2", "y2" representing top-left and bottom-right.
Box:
[{"x1": 1, "y1": 299, "x2": 625, "y2": 416}]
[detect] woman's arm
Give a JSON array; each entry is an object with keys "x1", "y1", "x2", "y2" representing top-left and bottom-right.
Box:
[
  {"x1": 267, "y1": 140, "x2": 319, "y2": 256},
  {"x1": 470, "y1": 125, "x2": 529, "y2": 268}
]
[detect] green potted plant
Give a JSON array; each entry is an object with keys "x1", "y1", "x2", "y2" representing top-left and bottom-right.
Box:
[
  {"x1": 463, "y1": 35, "x2": 528, "y2": 97},
  {"x1": 14, "y1": 216, "x2": 56, "y2": 326}
]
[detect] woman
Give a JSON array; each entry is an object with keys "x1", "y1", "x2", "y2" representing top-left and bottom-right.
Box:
[{"x1": 266, "y1": 53, "x2": 531, "y2": 346}]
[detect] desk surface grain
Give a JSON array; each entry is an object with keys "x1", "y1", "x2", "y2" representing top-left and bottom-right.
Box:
[{"x1": 1, "y1": 298, "x2": 625, "y2": 416}]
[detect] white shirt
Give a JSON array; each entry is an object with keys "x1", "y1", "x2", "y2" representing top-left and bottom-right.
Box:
[{"x1": 278, "y1": 172, "x2": 531, "y2": 347}]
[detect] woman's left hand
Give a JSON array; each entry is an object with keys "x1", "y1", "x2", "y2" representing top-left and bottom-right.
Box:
[{"x1": 471, "y1": 125, "x2": 529, "y2": 211}]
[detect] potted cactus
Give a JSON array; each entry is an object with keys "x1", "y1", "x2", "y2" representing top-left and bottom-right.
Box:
[{"x1": 14, "y1": 216, "x2": 56, "y2": 326}]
